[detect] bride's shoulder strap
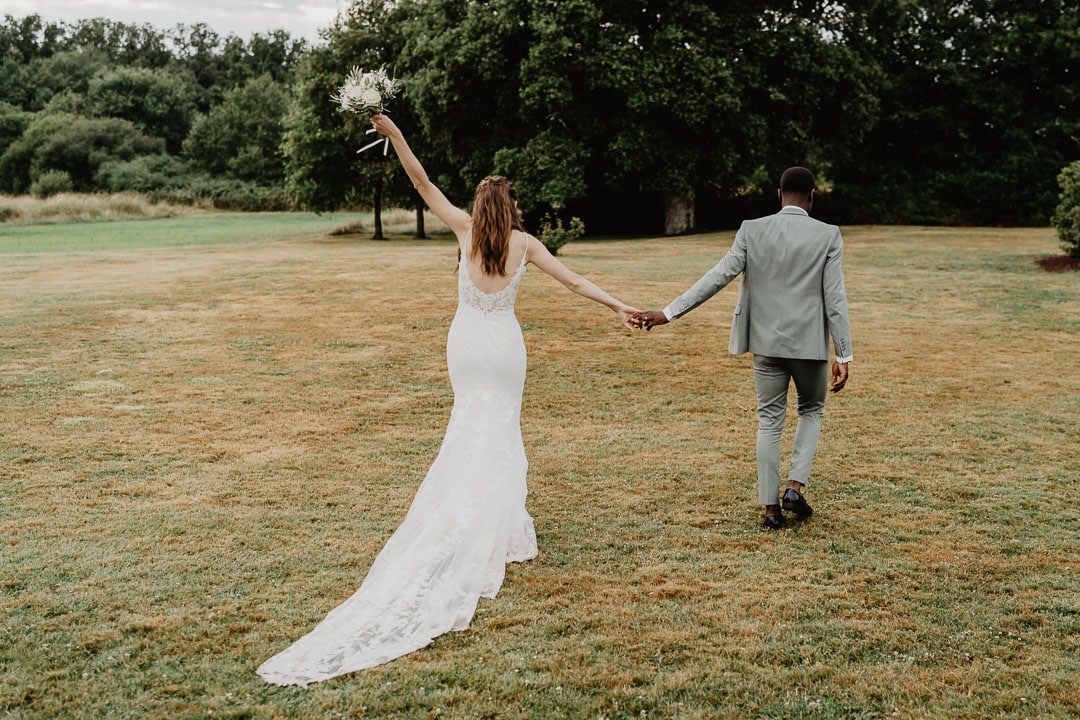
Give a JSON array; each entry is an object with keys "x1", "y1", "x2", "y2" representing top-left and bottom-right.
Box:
[{"x1": 523, "y1": 231, "x2": 540, "y2": 260}]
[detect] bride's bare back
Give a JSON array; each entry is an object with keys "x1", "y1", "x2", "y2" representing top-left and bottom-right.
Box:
[{"x1": 462, "y1": 230, "x2": 531, "y2": 295}]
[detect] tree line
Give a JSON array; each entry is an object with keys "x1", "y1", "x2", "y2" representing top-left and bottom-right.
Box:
[
  {"x1": 3, "y1": 2, "x2": 1079, "y2": 234},
  {"x1": 0, "y1": 15, "x2": 305, "y2": 209}
]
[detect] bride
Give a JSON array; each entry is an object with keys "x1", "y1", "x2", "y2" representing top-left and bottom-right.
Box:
[{"x1": 257, "y1": 114, "x2": 638, "y2": 686}]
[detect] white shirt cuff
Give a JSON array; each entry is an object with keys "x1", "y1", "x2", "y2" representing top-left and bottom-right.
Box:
[
  {"x1": 662, "y1": 307, "x2": 674, "y2": 321},
  {"x1": 835, "y1": 355, "x2": 853, "y2": 363}
]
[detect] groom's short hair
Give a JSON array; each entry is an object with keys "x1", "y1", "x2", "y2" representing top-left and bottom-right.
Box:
[{"x1": 780, "y1": 167, "x2": 815, "y2": 196}]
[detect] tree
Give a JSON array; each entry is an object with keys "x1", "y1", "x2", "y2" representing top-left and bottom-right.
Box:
[
  {"x1": 0, "y1": 14, "x2": 68, "y2": 109},
  {"x1": 224, "y1": 30, "x2": 308, "y2": 87},
  {"x1": 168, "y1": 24, "x2": 307, "y2": 112},
  {"x1": 85, "y1": 66, "x2": 198, "y2": 153},
  {"x1": 283, "y1": 0, "x2": 427, "y2": 236},
  {"x1": 584, "y1": 1, "x2": 748, "y2": 233},
  {"x1": 394, "y1": 0, "x2": 762, "y2": 234},
  {"x1": 0, "y1": 13, "x2": 65, "y2": 64},
  {"x1": 22, "y1": 49, "x2": 111, "y2": 112},
  {"x1": 184, "y1": 74, "x2": 290, "y2": 183},
  {"x1": 64, "y1": 18, "x2": 171, "y2": 67},
  {"x1": 828, "y1": 0, "x2": 1080, "y2": 225},
  {"x1": 0, "y1": 100, "x2": 31, "y2": 157}
]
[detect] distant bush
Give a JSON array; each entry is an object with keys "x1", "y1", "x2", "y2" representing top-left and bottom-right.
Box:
[
  {"x1": 538, "y1": 213, "x2": 585, "y2": 255},
  {"x1": 152, "y1": 177, "x2": 291, "y2": 211},
  {"x1": 205, "y1": 185, "x2": 290, "y2": 212},
  {"x1": 0, "y1": 113, "x2": 164, "y2": 193},
  {"x1": 1051, "y1": 161, "x2": 1080, "y2": 259},
  {"x1": 34, "y1": 116, "x2": 164, "y2": 191},
  {"x1": 0, "y1": 113, "x2": 76, "y2": 193},
  {"x1": 30, "y1": 169, "x2": 74, "y2": 197},
  {"x1": 96, "y1": 154, "x2": 193, "y2": 193},
  {"x1": 94, "y1": 155, "x2": 291, "y2": 211}
]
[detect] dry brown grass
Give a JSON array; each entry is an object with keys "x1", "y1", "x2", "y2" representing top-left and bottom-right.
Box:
[
  {"x1": 1, "y1": 223, "x2": 1077, "y2": 719},
  {"x1": 0, "y1": 192, "x2": 205, "y2": 224}
]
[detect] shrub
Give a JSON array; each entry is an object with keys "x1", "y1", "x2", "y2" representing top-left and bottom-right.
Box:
[
  {"x1": 0, "y1": 113, "x2": 76, "y2": 194},
  {"x1": 96, "y1": 154, "x2": 193, "y2": 193},
  {"x1": 29, "y1": 169, "x2": 74, "y2": 198},
  {"x1": 205, "y1": 185, "x2": 291, "y2": 212},
  {"x1": 1, "y1": 114, "x2": 164, "y2": 193},
  {"x1": 1051, "y1": 160, "x2": 1080, "y2": 258},
  {"x1": 151, "y1": 177, "x2": 292, "y2": 211},
  {"x1": 537, "y1": 212, "x2": 585, "y2": 255}
]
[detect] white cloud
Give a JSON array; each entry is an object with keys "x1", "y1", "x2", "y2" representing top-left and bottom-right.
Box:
[{"x1": 4, "y1": 0, "x2": 345, "y2": 43}]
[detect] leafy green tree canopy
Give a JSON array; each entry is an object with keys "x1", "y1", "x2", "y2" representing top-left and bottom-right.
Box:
[
  {"x1": 83, "y1": 66, "x2": 198, "y2": 153},
  {"x1": 184, "y1": 74, "x2": 290, "y2": 183}
]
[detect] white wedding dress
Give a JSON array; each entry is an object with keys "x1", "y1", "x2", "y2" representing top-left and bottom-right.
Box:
[{"x1": 257, "y1": 246, "x2": 537, "y2": 687}]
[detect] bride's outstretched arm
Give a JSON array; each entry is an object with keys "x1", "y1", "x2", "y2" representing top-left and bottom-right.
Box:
[
  {"x1": 526, "y1": 237, "x2": 639, "y2": 330},
  {"x1": 370, "y1": 114, "x2": 470, "y2": 237}
]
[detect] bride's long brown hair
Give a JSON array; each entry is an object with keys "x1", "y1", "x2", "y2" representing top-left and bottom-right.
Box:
[{"x1": 467, "y1": 175, "x2": 525, "y2": 276}]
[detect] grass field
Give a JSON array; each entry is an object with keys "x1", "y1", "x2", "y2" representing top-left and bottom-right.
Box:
[
  {"x1": 1, "y1": 217, "x2": 1077, "y2": 719},
  {"x1": 0, "y1": 193, "x2": 443, "y2": 253}
]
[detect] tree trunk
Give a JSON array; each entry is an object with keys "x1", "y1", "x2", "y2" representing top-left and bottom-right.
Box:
[
  {"x1": 664, "y1": 195, "x2": 695, "y2": 235},
  {"x1": 415, "y1": 197, "x2": 426, "y2": 239},
  {"x1": 373, "y1": 175, "x2": 384, "y2": 240}
]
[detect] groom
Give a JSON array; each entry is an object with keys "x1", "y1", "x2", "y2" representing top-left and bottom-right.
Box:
[{"x1": 634, "y1": 167, "x2": 853, "y2": 529}]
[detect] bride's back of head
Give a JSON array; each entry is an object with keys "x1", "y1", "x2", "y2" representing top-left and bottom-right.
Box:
[{"x1": 471, "y1": 176, "x2": 524, "y2": 277}]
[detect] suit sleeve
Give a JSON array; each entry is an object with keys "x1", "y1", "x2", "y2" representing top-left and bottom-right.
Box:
[
  {"x1": 665, "y1": 223, "x2": 748, "y2": 320},
  {"x1": 823, "y1": 228, "x2": 853, "y2": 360}
]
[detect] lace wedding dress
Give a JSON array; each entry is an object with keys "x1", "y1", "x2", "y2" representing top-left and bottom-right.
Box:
[{"x1": 257, "y1": 246, "x2": 537, "y2": 687}]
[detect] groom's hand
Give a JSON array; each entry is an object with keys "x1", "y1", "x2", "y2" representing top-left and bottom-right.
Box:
[
  {"x1": 830, "y1": 361, "x2": 849, "y2": 392},
  {"x1": 634, "y1": 310, "x2": 669, "y2": 331}
]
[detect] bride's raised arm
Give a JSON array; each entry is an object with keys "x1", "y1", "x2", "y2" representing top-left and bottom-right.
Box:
[{"x1": 370, "y1": 114, "x2": 470, "y2": 239}]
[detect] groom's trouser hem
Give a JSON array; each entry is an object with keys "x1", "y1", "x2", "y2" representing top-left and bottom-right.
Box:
[{"x1": 753, "y1": 355, "x2": 828, "y2": 505}]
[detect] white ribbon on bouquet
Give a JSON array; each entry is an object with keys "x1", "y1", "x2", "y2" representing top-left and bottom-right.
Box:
[{"x1": 357, "y1": 127, "x2": 390, "y2": 156}]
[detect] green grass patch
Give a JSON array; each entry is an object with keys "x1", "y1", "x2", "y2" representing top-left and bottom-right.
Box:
[{"x1": 0, "y1": 211, "x2": 376, "y2": 253}]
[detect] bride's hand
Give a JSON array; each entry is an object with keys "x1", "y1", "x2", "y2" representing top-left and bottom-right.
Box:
[
  {"x1": 616, "y1": 305, "x2": 640, "y2": 331},
  {"x1": 371, "y1": 114, "x2": 402, "y2": 139}
]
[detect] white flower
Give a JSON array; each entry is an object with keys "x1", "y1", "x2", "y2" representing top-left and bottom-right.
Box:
[
  {"x1": 332, "y1": 66, "x2": 401, "y2": 115},
  {"x1": 361, "y1": 87, "x2": 382, "y2": 107}
]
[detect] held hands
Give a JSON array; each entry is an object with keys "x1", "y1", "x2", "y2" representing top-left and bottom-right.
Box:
[
  {"x1": 615, "y1": 305, "x2": 641, "y2": 331},
  {"x1": 630, "y1": 310, "x2": 669, "y2": 331}
]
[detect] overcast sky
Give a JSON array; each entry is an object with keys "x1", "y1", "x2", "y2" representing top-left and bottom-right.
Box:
[{"x1": 5, "y1": 0, "x2": 346, "y2": 43}]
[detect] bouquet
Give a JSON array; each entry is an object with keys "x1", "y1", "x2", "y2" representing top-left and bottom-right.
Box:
[
  {"x1": 332, "y1": 66, "x2": 401, "y2": 155},
  {"x1": 332, "y1": 66, "x2": 401, "y2": 115}
]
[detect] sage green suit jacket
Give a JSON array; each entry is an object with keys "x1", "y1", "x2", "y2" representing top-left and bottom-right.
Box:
[{"x1": 666, "y1": 207, "x2": 852, "y2": 361}]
